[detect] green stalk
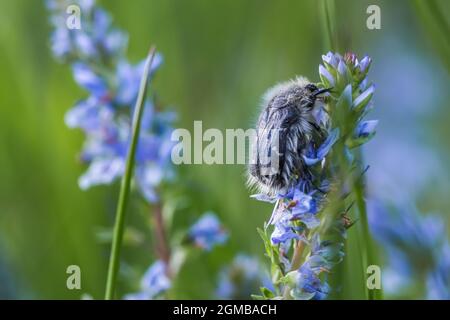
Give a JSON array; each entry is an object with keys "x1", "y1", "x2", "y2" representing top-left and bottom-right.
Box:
[
  {"x1": 105, "y1": 46, "x2": 157, "y2": 300},
  {"x1": 319, "y1": 0, "x2": 337, "y2": 52},
  {"x1": 412, "y1": 0, "x2": 450, "y2": 72},
  {"x1": 353, "y1": 152, "x2": 383, "y2": 300}
]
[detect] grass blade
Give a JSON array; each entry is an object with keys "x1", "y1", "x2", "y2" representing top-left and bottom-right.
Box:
[{"x1": 104, "y1": 46, "x2": 157, "y2": 300}]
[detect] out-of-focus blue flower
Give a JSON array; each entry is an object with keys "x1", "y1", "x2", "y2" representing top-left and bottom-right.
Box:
[
  {"x1": 46, "y1": 0, "x2": 127, "y2": 60},
  {"x1": 368, "y1": 201, "x2": 444, "y2": 260},
  {"x1": 188, "y1": 213, "x2": 228, "y2": 251},
  {"x1": 216, "y1": 254, "x2": 273, "y2": 299},
  {"x1": 47, "y1": 0, "x2": 176, "y2": 203},
  {"x1": 124, "y1": 260, "x2": 171, "y2": 300},
  {"x1": 369, "y1": 200, "x2": 450, "y2": 299},
  {"x1": 64, "y1": 97, "x2": 113, "y2": 131},
  {"x1": 115, "y1": 57, "x2": 163, "y2": 106},
  {"x1": 72, "y1": 62, "x2": 109, "y2": 98}
]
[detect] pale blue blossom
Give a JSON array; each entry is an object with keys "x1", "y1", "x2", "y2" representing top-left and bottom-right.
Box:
[{"x1": 188, "y1": 213, "x2": 228, "y2": 251}]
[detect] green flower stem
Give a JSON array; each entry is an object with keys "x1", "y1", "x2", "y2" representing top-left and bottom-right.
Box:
[{"x1": 105, "y1": 46, "x2": 157, "y2": 300}]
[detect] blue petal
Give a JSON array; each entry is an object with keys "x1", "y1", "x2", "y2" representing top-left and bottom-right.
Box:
[
  {"x1": 353, "y1": 84, "x2": 375, "y2": 109},
  {"x1": 316, "y1": 128, "x2": 340, "y2": 160},
  {"x1": 72, "y1": 62, "x2": 108, "y2": 97},
  {"x1": 78, "y1": 157, "x2": 125, "y2": 190},
  {"x1": 319, "y1": 64, "x2": 335, "y2": 86},
  {"x1": 250, "y1": 193, "x2": 277, "y2": 203},
  {"x1": 337, "y1": 60, "x2": 347, "y2": 76},
  {"x1": 74, "y1": 32, "x2": 97, "y2": 57},
  {"x1": 359, "y1": 55, "x2": 372, "y2": 73}
]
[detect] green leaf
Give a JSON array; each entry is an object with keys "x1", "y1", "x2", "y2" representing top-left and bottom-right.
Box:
[
  {"x1": 260, "y1": 287, "x2": 275, "y2": 299},
  {"x1": 257, "y1": 227, "x2": 273, "y2": 259}
]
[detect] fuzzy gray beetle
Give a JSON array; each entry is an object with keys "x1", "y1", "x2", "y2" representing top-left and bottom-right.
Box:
[{"x1": 248, "y1": 77, "x2": 330, "y2": 196}]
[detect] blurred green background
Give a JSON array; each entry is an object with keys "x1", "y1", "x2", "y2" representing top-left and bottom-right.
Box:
[{"x1": 0, "y1": 0, "x2": 449, "y2": 299}]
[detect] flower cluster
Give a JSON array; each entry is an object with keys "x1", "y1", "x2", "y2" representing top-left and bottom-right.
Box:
[
  {"x1": 369, "y1": 201, "x2": 450, "y2": 299},
  {"x1": 47, "y1": 0, "x2": 175, "y2": 203},
  {"x1": 253, "y1": 52, "x2": 377, "y2": 300},
  {"x1": 47, "y1": 0, "x2": 233, "y2": 300}
]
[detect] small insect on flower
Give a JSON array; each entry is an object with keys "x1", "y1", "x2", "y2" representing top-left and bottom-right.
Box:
[{"x1": 248, "y1": 77, "x2": 331, "y2": 196}]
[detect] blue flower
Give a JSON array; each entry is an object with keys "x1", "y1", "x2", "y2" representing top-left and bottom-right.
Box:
[
  {"x1": 368, "y1": 201, "x2": 445, "y2": 260},
  {"x1": 291, "y1": 189, "x2": 317, "y2": 215},
  {"x1": 268, "y1": 185, "x2": 320, "y2": 245},
  {"x1": 64, "y1": 97, "x2": 114, "y2": 132},
  {"x1": 271, "y1": 215, "x2": 303, "y2": 245},
  {"x1": 188, "y1": 213, "x2": 228, "y2": 251},
  {"x1": 290, "y1": 190, "x2": 320, "y2": 229},
  {"x1": 355, "y1": 120, "x2": 378, "y2": 138},
  {"x1": 322, "y1": 52, "x2": 341, "y2": 68},
  {"x1": 115, "y1": 56, "x2": 163, "y2": 106},
  {"x1": 369, "y1": 200, "x2": 450, "y2": 298},
  {"x1": 124, "y1": 260, "x2": 171, "y2": 300}
]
